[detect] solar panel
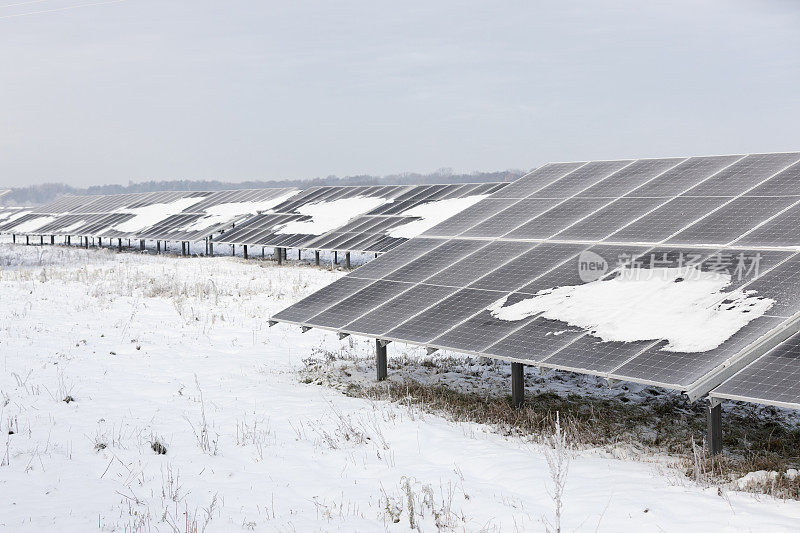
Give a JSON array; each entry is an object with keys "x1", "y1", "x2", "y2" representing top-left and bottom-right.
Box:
[
  {"x1": 272, "y1": 151, "x2": 800, "y2": 405},
  {"x1": 0, "y1": 188, "x2": 300, "y2": 243},
  {"x1": 303, "y1": 183, "x2": 509, "y2": 254},
  {"x1": 712, "y1": 332, "x2": 800, "y2": 409}
]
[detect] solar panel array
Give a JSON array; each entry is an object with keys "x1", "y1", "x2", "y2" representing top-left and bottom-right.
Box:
[
  {"x1": 272, "y1": 152, "x2": 800, "y2": 398},
  {"x1": 0, "y1": 206, "x2": 31, "y2": 227},
  {"x1": 0, "y1": 188, "x2": 297, "y2": 242},
  {"x1": 307, "y1": 183, "x2": 506, "y2": 253},
  {"x1": 216, "y1": 183, "x2": 507, "y2": 254}
]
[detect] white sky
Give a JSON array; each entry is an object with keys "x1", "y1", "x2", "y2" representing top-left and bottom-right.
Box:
[{"x1": 0, "y1": 0, "x2": 798, "y2": 187}]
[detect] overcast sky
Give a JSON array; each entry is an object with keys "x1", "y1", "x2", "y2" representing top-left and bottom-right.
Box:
[{"x1": 1, "y1": 0, "x2": 798, "y2": 187}]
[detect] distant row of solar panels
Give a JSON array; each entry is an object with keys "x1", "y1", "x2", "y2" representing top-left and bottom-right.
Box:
[
  {"x1": 272, "y1": 152, "x2": 800, "y2": 412},
  {"x1": 0, "y1": 182, "x2": 508, "y2": 255},
  {"x1": 216, "y1": 183, "x2": 505, "y2": 253}
]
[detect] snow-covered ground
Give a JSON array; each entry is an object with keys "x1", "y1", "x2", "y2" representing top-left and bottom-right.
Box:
[{"x1": 2, "y1": 240, "x2": 800, "y2": 531}]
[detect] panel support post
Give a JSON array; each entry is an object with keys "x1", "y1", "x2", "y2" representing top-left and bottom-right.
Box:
[
  {"x1": 283, "y1": 247, "x2": 287, "y2": 260},
  {"x1": 345, "y1": 252, "x2": 351, "y2": 269},
  {"x1": 231, "y1": 244, "x2": 235, "y2": 256},
  {"x1": 40, "y1": 235, "x2": 43, "y2": 245},
  {"x1": 707, "y1": 402, "x2": 722, "y2": 455},
  {"x1": 334, "y1": 251, "x2": 338, "y2": 264},
  {"x1": 261, "y1": 247, "x2": 265, "y2": 259},
  {"x1": 208, "y1": 238, "x2": 213, "y2": 256},
  {"x1": 376, "y1": 339, "x2": 388, "y2": 381},
  {"x1": 118, "y1": 238, "x2": 122, "y2": 252},
  {"x1": 298, "y1": 249, "x2": 301, "y2": 260},
  {"x1": 156, "y1": 240, "x2": 161, "y2": 254},
  {"x1": 50, "y1": 235, "x2": 55, "y2": 245},
  {"x1": 186, "y1": 241, "x2": 190, "y2": 255},
  {"x1": 11, "y1": 234, "x2": 15, "y2": 244},
  {"x1": 140, "y1": 239, "x2": 145, "y2": 251},
  {"x1": 243, "y1": 244, "x2": 248, "y2": 259},
  {"x1": 511, "y1": 362, "x2": 524, "y2": 409},
  {"x1": 66, "y1": 235, "x2": 71, "y2": 246},
  {"x1": 315, "y1": 250, "x2": 320, "y2": 266},
  {"x1": 275, "y1": 247, "x2": 282, "y2": 265},
  {"x1": 84, "y1": 236, "x2": 88, "y2": 249},
  {"x1": 26, "y1": 235, "x2": 29, "y2": 245}
]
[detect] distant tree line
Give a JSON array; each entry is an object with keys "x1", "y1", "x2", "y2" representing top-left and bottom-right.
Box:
[{"x1": 0, "y1": 168, "x2": 528, "y2": 206}]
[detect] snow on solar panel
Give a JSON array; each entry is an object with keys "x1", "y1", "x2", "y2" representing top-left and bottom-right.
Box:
[
  {"x1": 0, "y1": 188, "x2": 299, "y2": 242},
  {"x1": 218, "y1": 183, "x2": 508, "y2": 254},
  {"x1": 272, "y1": 152, "x2": 800, "y2": 401}
]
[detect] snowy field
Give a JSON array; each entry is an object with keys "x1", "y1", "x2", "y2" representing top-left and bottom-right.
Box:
[{"x1": 2, "y1": 240, "x2": 800, "y2": 532}]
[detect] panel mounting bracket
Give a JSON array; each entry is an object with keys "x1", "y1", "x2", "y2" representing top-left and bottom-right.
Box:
[
  {"x1": 301, "y1": 326, "x2": 312, "y2": 333},
  {"x1": 338, "y1": 332, "x2": 350, "y2": 340},
  {"x1": 378, "y1": 339, "x2": 392, "y2": 348},
  {"x1": 606, "y1": 377, "x2": 623, "y2": 388},
  {"x1": 426, "y1": 347, "x2": 438, "y2": 355},
  {"x1": 268, "y1": 320, "x2": 278, "y2": 327}
]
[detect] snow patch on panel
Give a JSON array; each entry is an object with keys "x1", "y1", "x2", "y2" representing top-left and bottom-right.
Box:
[
  {"x1": 386, "y1": 195, "x2": 491, "y2": 239},
  {"x1": 276, "y1": 196, "x2": 390, "y2": 236},
  {"x1": 488, "y1": 266, "x2": 774, "y2": 353}
]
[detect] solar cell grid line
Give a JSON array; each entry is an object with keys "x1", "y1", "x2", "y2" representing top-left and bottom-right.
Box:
[
  {"x1": 343, "y1": 284, "x2": 461, "y2": 337},
  {"x1": 605, "y1": 196, "x2": 732, "y2": 244},
  {"x1": 470, "y1": 160, "x2": 654, "y2": 242},
  {"x1": 421, "y1": 199, "x2": 519, "y2": 237},
  {"x1": 593, "y1": 155, "x2": 750, "y2": 245},
  {"x1": 666, "y1": 196, "x2": 800, "y2": 246},
  {"x1": 575, "y1": 158, "x2": 687, "y2": 198},
  {"x1": 321, "y1": 231, "x2": 390, "y2": 253},
  {"x1": 542, "y1": 338, "x2": 659, "y2": 375},
  {"x1": 527, "y1": 159, "x2": 634, "y2": 199},
  {"x1": 744, "y1": 254, "x2": 800, "y2": 319},
  {"x1": 371, "y1": 186, "x2": 441, "y2": 216},
  {"x1": 604, "y1": 250, "x2": 800, "y2": 389},
  {"x1": 731, "y1": 202, "x2": 800, "y2": 248},
  {"x1": 503, "y1": 198, "x2": 612, "y2": 240},
  {"x1": 483, "y1": 317, "x2": 588, "y2": 363},
  {"x1": 345, "y1": 237, "x2": 450, "y2": 281},
  {"x1": 518, "y1": 243, "x2": 645, "y2": 294},
  {"x1": 383, "y1": 239, "x2": 491, "y2": 283},
  {"x1": 344, "y1": 242, "x2": 591, "y2": 349},
  {"x1": 270, "y1": 277, "x2": 376, "y2": 324},
  {"x1": 711, "y1": 332, "x2": 800, "y2": 409},
  {"x1": 685, "y1": 152, "x2": 800, "y2": 197},
  {"x1": 490, "y1": 162, "x2": 588, "y2": 199},
  {"x1": 303, "y1": 280, "x2": 415, "y2": 330},
  {"x1": 344, "y1": 234, "x2": 400, "y2": 254},
  {"x1": 743, "y1": 160, "x2": 800, "y2": 197},
  {"x1": 428, "y1": 292, "x2": 546, "y2": 353},
  {"x1": 468, "y1": 243, "x2": 589, "y2": 293},
  {"x1": 611, "y1": 315, "x2": 790, "y2": 389},
  {"x1": 308, "y1": 232, "x2": 363, "y2": 252},
  {"x1": 382, "y1": 288, "x2": 507, "y2": 345},
  {"x1": 270, "y1": 188, "x2": 324, "y2": 212},
  {"x1": 627, "y1": 154, "x2": 745, "y2": 198},
  {"x1": 552, "y1": 197, "x2": 666, "y2": 241},
  {"x1": 460, "y1": 199, "x2": 559, "y2": 238},
  {"x1": 424, "y1": 241, "x2": 539, "y2": 287},
  {"x1": 624, "y1": 154, "x2": 800, "y2": 248}
]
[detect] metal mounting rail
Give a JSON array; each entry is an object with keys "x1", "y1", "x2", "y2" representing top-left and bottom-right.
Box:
[{"x1": 685, "y1": 311, "x2": 800, "y2": 403}]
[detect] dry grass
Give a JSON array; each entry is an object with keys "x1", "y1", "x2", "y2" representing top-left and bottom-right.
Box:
[{"x1": 302, "y1": 350, "x2": 800, "y2": 499}]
